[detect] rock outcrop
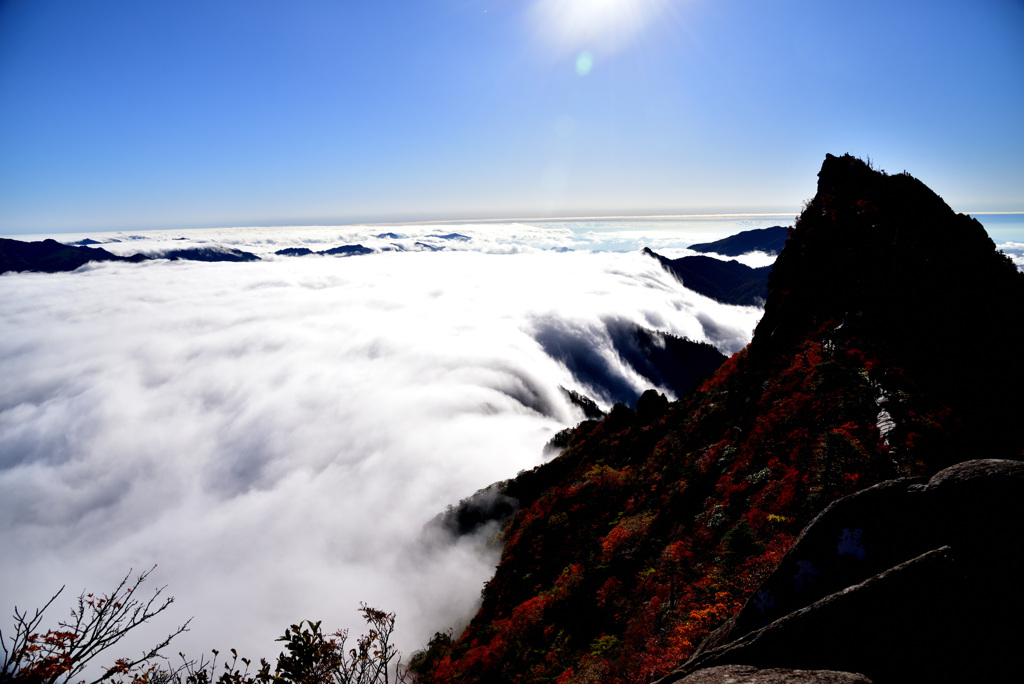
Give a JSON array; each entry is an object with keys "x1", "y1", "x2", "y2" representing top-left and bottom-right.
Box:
[
  {"x1": 751, "y1": 154, "x2": 1024, "y2": 460},
  {"x1": 661, "y1": 459, "x2": 1024, "y2": 683},
  {"x1": 673, "y1": 665, "x2": 872, "y2": 684}
]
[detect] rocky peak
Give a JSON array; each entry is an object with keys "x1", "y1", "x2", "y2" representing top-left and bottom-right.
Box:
[{"x1": 751, "y1": 153, "x2": 1024, "y2": 460}]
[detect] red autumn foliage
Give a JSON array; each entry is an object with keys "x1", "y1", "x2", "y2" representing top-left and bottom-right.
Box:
[
  {"x1": 411, "y1": 156, "x2": 1024, "y2": 683},
  {"x1": 410, "y1": 310, "x2": 971, "y2": 684}
]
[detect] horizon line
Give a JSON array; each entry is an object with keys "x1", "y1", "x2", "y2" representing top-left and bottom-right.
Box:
[
  {"x1": 1, "y1": 212, "x2": 799, "y2": 237},
  {"x1": 6, "y1": 210, "x2": 1023, "y2": 238},
  {"x1": 340, "y1": 212, "x2": 800, "y2": 229},
  {"x1": 171, "y1": 209, "x2": 1024, "y2": 232}
]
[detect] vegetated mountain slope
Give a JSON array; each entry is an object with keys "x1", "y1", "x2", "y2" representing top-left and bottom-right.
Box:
[
  {"x1": 688, "y1": 226, "x2": 790, "y2": 257},
  {"x1": 643, "y1": 249, "x2": 772, "y2": 307},
  {"x1": 605, "y1": 326, "x2": 727, "y2": 403},
  {"x1": 410, "y1": 155, "x2": 1024, "y2": 684},
  {"x1": 534, "y1": 319, "x2": 727, "y2": 408}
]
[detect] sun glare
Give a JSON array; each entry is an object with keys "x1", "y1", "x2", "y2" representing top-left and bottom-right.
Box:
[{"x1": 531, "y1": 0, "x2": 670, "y2": 55}]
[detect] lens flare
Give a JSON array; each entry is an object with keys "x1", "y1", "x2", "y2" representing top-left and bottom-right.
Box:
[{"x1": 575, "y1": 51, "x2": 594, "y2": 75}]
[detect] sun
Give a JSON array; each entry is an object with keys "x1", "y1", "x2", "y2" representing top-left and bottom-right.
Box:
[{"x1": 530, "y1": 0, "x2": 670, "y2": 55}]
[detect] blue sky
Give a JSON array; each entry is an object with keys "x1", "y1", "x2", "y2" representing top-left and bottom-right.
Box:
[{"x1": 1, "y1": 0, "x2": 1022, "y2": 234}]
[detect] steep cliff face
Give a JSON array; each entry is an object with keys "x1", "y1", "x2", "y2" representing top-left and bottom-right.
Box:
[{"x1": 411, "y1": 156, "x2": 1024, "y2": 684}]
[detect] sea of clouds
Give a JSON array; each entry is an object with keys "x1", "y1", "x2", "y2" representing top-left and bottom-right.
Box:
[{"x1": 0, "y1": 218, "x2": 783, "y2": 670}]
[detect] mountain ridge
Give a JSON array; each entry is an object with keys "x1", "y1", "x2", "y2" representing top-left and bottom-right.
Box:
[
  {"x1": 409, "y1": 155, "x2": 1024, "y2": 683},
  {"x1": 0, "y1": 238, "x2": 261, "y2": 273}
]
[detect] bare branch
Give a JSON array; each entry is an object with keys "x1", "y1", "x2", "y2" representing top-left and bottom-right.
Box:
[{"x1": 1, "y1": 568, "x2": 190, "y2": 684}]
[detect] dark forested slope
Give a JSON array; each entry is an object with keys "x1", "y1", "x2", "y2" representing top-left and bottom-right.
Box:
[
  {"x1": 410, "y1": 155, "x2": 1024, "y2": 684},
  {"x1": 642, "y1": 249, "x2": 772, "y2": 307}
]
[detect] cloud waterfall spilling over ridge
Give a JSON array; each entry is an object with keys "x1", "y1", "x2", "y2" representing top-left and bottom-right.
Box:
[{"x1": 0, "y1": 240, "x2": 761, "y2": 666}]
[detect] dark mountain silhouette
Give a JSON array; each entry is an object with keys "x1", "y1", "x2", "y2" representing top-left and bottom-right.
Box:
[
  {"x1": 411, "y1": 155, "x2": 1024, "y2": 684},
  {"x1": 275, "y1": 247, "x2": 315, "y2": 257},
  {"x1": 688, "y1": 226, "x2": 790, "y2": 257},
  {"x1": 428, "y1": 232, "x2": 471, "y2": 241},
  {"x1": 0, "y1": 238, "x2": 148, "y2": 274},
  {"x1": 644, "y1": 248, "x2": 772, "y2": 306},
  {"x1": 560, "y1": 387, "x2": 605, "y2": 421},
  {"x1": 321, "y1": 244, "x2": 373, "y2": 257},
  {"x1": 0, "y1": 238, "x2": 263, "y2": 273},
  {"x1": 751, "y1": 153, "x2": 1024, "y2": 463},
  {"x1": 159, "y1": 246, "x2": 260, "y2": 262},
  {"x1": 275, "y1": 244, "x2": 374, "y2": 257}
]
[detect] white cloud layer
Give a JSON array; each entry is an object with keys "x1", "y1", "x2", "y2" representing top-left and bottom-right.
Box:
[
  {"x1": 997, "y1": 241, "x2": 1024, "y2": 271},
  {"x1": 0, "y1": 225, "x2": 763, "y2": 670},
  {"x1": 16, "y1": 216, "x2": 793, "y2": 259}
]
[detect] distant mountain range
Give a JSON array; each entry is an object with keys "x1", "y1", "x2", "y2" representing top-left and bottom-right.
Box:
[
  {"x1": 274, "y1": 244, "x2": 374, "y2": 257},
  {"x1": 0, "y1": 238, "x2": 259, "y2": 273},
  {"x1": 1, "y1": 228, "x2": 784, "y2": 312},
  {"x1": 0, "y1": 234, "x2": 481, "y2": 274},
  {"x1": 0, "y1": 238, "x2": 149, "y2": 273},
  {"x1": 409, "y1": 155, "x2": 1024, "y2": 683}
]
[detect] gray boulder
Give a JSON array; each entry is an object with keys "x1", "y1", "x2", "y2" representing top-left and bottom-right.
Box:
[{"x1": 674, "y1": 665, "x2": 872, "y2": 684}]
